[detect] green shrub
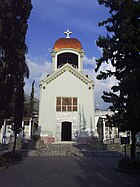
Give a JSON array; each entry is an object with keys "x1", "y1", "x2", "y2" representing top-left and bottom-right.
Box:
[
  {"x1": 2, "y1": 151, "x2": 23, "y2": 162},
  {"x1": 0, "y1": 156, "x2": 7, "y2": 167},
  {"x1": 32, "y1": 135, "x2": 40, "y2": 142},
  {"x1": 118, "y1": 158, "x2": 140, "y2": 169}
]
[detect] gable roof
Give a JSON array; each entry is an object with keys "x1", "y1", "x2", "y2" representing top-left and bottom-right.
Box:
[{"x1": 40, "y1": 63, "x2": 94, "y2": 86}]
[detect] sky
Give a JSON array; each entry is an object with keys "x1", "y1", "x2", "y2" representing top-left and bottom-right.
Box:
[{"x1": 25, "y1": 0, "x2": 116, "y2": 110}]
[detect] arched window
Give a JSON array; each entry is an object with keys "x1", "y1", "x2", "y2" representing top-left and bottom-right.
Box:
[{"x1": 57, "y1": 53, "x2": 78, "y2": 69}]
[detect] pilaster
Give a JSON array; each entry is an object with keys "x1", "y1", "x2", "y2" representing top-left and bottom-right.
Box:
[{"x1": 51, "y1": 49, "x2": 56, "y2": 72}]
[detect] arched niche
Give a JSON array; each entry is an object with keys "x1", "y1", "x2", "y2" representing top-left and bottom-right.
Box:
[{"x1": 57, "y1": 52, "x2": 78, "y2": 69}]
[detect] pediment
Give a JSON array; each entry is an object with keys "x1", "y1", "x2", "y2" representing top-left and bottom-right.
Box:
[{"x1": 40, "y1": 63, "x2": 94, "y2": 86}]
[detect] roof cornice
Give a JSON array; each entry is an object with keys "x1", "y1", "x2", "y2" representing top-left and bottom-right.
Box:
[{"x1": 40, "y1": 63, "x2": 94, "y2": 86}]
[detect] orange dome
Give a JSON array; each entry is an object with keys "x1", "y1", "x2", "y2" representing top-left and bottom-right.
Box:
[{"x1": 53, "y1": 38, "x2": 82, "y2": 51}]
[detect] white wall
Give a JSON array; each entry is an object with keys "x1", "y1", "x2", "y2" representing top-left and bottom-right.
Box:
[{"x1": 39, "y1": 70, "x2": 94, "y2": 140}]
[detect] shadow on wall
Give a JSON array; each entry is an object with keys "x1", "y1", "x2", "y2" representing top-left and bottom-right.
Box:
[{"x1": 79, "y1": 105, "x2": 93, "y2": 137}]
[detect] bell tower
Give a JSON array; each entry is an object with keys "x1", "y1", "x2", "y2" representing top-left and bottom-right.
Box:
[{"x1": 51, "y1": 29, "x2": 84, "y2": 72}]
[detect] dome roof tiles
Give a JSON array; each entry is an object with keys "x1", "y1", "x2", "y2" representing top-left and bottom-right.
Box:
[{"x1": 53, "y1": 38, "x2": 82, "y2": 51}]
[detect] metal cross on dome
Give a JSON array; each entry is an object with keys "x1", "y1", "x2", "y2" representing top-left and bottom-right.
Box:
[{"x1": 64, "y1": 29, "x2": 72, "y2": 38}]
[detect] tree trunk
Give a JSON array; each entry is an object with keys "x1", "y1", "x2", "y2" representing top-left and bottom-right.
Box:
[
  {"x1": 12, "y1": 131, "x2": 17, "y2": 155},
  {"x1": 131, "y1": 130, "x2": 136, "y2": 160}
]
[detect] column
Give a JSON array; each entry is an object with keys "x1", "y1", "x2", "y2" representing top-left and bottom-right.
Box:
[
  {"x1": 103, "y1": 118, "x2": 106, "y2": 142},
  {"x1": 79, "y1": 50, "x2": 84, "y2": 72},
  {"x1": 29, "y1": 118, "x2": 32, "y2": 140},
  {"x1": 51, "y1": 49, "x2": 56, "y2": 72}
]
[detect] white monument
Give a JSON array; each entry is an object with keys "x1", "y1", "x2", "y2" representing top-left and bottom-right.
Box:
[{"x1": 39, "y1": 30, "x2": 95, "y2": 143}]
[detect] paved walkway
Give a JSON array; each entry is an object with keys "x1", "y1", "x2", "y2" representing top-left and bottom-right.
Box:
[{"x1": 0, "y1": 156, "x2": 139, "y2": 187}]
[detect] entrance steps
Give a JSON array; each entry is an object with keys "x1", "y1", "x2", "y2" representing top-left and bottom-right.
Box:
[{"x1": 28, "y1": 142, "x2": 123, "y2": 158}]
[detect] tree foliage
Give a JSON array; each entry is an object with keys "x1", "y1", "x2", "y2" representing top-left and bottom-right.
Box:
[
  {"x1": 24, "y1": 81, "x2": 37, "y2": 117},
  {"x1": 96, "y1": 0, "x2": 140, "y2": 158},
  {"x1": 29, "y1": 80, "x2": 35, "y2": 117},
  {"x1": 0, "y1": 0, "x2": 32, "y2": 150}
]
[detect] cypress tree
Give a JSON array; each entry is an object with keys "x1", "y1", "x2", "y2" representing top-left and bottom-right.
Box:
[
  {"x1": 29, "y1": 80, "x2": 35, "y2": 117},
  {"x1": 96, "y1": 0, "x2": 140, "y2": 159},
  {"x1": 0, "y1": 0, "x2": 32, "y2": 152}
]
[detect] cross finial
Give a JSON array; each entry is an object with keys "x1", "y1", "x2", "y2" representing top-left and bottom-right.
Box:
[{"x1": 64, "y1": 29, "x2": 72, "y2": 38}]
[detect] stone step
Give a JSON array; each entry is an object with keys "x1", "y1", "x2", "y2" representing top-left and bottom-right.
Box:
[
  {"x1": 29, "y1": 138, "x2": 107, "y2": 150},
  {"x1": 28, "y1": 142, "x2": 123, "y2": 157},
  {"x1": 28, "y1": 150, "x2": 123, "y2": 157},
  {"x1": 38, "y1": 143, "x2": 106, "y2": 151}
]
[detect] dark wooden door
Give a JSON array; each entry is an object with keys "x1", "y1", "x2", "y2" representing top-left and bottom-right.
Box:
[{"x1": 61, "y1": 121, "x2": 72, "y2": 141}]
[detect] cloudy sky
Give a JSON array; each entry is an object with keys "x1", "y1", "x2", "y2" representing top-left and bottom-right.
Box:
[{"x1": 25, "y1": 0, "x2": 116, "y2": 109}]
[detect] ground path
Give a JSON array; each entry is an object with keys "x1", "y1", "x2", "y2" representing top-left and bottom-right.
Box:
[{"x1": 0, "y1": 156, "x2": 140, "y2": 187}]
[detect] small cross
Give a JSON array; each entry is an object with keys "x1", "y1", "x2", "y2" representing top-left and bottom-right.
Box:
[{"x1": 64, "y1": 29, "x2": 72, "y2": 38}]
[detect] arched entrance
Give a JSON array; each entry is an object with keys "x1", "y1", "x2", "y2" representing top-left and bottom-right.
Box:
[
  {"x1": 57, "y1": 53, "x2": 78, "y2": 69},
  {"x1": 61, "y1": 121, "x2": 72, "y2": 141}
]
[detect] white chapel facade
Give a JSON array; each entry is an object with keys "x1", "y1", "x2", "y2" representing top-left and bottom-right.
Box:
[{"x1": 39, "y1": 30, "x2": 95, "y2": 142}]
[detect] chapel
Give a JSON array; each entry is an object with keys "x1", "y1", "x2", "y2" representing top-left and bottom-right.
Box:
[{"x1": 39, "y1": 30, "x2": 95, "y2": 142}]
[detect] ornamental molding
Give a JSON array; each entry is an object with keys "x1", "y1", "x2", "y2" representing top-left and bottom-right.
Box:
[
  {"x1": 40, "y1": 63, "x2": 94, "y2": 86},
  {"x1": 52, "y1": 48, "x2": 84, "y2": 55}
]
